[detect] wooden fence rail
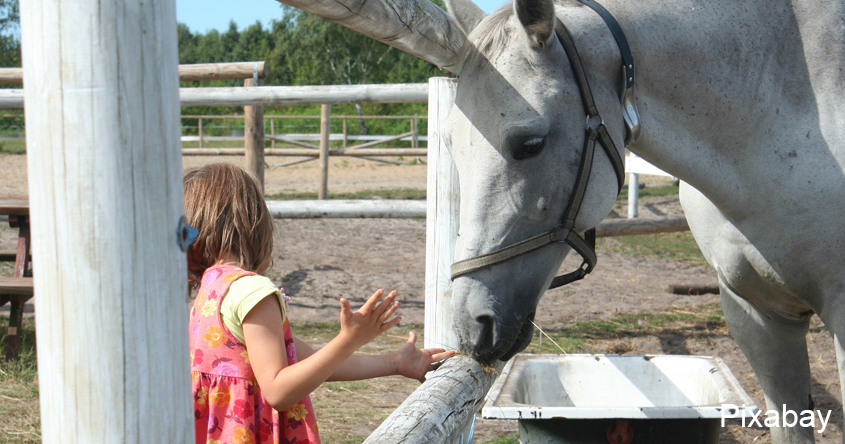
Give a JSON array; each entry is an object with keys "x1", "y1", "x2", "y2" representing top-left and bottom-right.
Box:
[{"x1": 0, "y1": 62, "x2": 267, "y2": 85}]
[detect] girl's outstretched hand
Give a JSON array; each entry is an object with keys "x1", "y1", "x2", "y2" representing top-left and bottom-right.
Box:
[
  {"x1": 395, "y1": 331, "x2": 456, "y2": 383},
  {"x1": 338, "y1": 289, "x2": 401, "y2": 349}
]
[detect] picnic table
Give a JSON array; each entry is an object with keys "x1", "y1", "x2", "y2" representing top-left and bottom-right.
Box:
[{"x1": 0, "y1": 195, "x2": 32, "y2": 360}]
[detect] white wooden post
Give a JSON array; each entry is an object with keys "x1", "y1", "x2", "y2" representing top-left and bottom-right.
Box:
[
  {"x1": 364, "y1": 78, "x2": 495, "y2": 444},
  {"x1": 424, "y1": 77, "x2": 460, "y2": 352},
  {"x1": 19, "y1": 0, "x2": 193, "y2": 442}
]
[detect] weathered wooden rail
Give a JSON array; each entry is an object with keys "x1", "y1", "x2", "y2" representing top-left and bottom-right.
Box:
[{"x1": 0, "y1": 62, "x2": 268, "y2": 85}]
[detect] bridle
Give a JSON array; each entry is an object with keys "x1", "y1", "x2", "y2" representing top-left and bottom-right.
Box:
[{"x1": 450, "y1": 0, "x2": 640, "y2": 289}]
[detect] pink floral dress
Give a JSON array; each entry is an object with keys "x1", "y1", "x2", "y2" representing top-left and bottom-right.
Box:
[{"x1": 190, "y1": 264, "x2": 320, "y2": 444}]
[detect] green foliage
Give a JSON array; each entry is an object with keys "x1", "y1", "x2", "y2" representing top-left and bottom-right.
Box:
[
  {"x1": 175, "y1": 7, "x2": 443, "y2": 133},
  {"x1": 0, "y1": 0, "x2": 20, "y2": 69}
]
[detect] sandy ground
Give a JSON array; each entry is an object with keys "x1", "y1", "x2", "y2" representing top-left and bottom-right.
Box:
[{"x1": 1, "y1": 153, "x2": 842, "y2": 443}]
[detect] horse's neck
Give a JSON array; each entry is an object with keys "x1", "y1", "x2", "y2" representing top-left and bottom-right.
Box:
[{"x1": 599, "y1": 0, "x2": 845, "y2": 217}]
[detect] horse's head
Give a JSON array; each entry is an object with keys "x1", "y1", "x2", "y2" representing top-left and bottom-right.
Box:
[
  {"x1": 445, "y1": 0, "x2": 627, "y2": 363},
  {"x1": 278, "y1": 0, "x2": 627, "y2": 363}
]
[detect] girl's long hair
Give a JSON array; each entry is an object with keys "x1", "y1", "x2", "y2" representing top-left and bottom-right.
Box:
[{"x1": 183, "y1": 162, "x2": 274, "y2": 290}]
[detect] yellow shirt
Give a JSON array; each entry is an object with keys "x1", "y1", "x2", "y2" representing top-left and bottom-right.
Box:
[{"x1": 220, "y1": 275, "x2": 286, "y2": 343}]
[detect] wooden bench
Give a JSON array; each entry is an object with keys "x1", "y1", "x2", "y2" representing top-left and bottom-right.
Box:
[
  {"x1": 0, "y1": 196, "x2": 31, "y2": 360},
  {"x1": 0, "y1": 250, "x2": 29, "y2": 263},
  {"x1": 0, "y1": 277, "x2": 33, "y2": 360}
]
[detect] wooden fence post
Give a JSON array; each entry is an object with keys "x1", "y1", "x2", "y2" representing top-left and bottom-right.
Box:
[
  {"x1": 244, "y1": 77, "x2": 265, "y2": 191},
  {"x1": 411, "y1": 117, "x2": 419, "y2": 149},
  {"x1": 198, "y1": 116, "x2": 204, "y2": 149},
  {"x1": 424, "y1": 77, "x2": 460, "y2": 353},
  {"x1": 318, "y1": 104, "x2": 331, "y2": 199},
  {"x1": 365, "y1": 77, "x2": 494, "y2": 444},
  {"x1": 19, "y1": 0, "x2": 193, "y2": 442}
]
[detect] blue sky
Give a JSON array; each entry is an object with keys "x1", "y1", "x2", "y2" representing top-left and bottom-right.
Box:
[{"x1": 176, "y1": 0, "x2": 509, "y2": 33}]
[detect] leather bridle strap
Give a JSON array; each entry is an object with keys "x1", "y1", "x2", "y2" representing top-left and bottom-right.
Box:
[{"x1": 450, "y1": 3, "x2": 629, "y2": 289}]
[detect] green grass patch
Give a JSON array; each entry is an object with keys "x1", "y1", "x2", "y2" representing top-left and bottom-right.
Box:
[
  {"x1": 525, "y1": 304, "x2": 724, "y2": 354},
  {"x1": 294, "y1": 321, "x2": 342, "y2": 338},
  {"x1": 266, "y1": 188, "x2": 426, "y2": 200},
  {"x1": 598, "y1": 231, "x2": 707, "y2": 266},
  {"x1": 0, "y1": 318, "x2": 41, "y2": 444},
  {"x1": 322, "y1": 381, "x2": 369, "y2": 392},
  {"x1": 478, "y1": 437, "x2": 518, "y2": 444},
  {"x1": 0, "y1": 141, "x2": 26, "y2": 155},
  {"x1": 616, "y1": 184, "x2": 679, "y2": 201}
]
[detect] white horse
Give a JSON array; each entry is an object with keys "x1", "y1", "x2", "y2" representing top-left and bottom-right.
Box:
[{"x1": 277, "y1": 0, "x2": 845, "y2": 441}]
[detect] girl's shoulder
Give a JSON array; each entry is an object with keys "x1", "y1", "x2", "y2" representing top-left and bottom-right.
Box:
[{"x1": 221, "y1": 274, "x2": 286, "y2": 343}]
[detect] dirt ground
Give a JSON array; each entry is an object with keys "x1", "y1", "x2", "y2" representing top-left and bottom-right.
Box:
[{"x1": 1, "y1": 153, "x2": 842, "y2": 443}]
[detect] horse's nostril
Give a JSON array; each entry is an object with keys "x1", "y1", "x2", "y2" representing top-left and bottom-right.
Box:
[{"x1": 473, "y1": 314, "x2": 495, "y2": 354}]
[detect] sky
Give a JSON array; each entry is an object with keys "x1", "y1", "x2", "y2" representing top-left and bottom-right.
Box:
[{"x1": 176, "y1": 0, "x2": 509, "y2": 33}]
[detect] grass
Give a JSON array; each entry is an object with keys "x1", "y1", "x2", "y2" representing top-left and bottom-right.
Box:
[
  {"x1": 478, "y1": 437, "x2": 518, "y2": 444},
  {"x1": 598, "y1": 231, "x2": 708, "y2": 266},
  {"x1": 616, "y1": 184, "x2": 679, "y2": 201},
  {"x1": 522, "y1": 303, "x2": 724, "y2": 355},
  {"x1": 265, "y1": 188, "x2": 426, "y2": 200},
  {"x1": 0, "y1": 318, "x2": 40, "y2": 444},
  {"x1": 0, "y1": 141, "x2": 26, "y2": 155}
]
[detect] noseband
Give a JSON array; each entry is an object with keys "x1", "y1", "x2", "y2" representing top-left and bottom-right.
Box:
[{"x1": 450, "y1": 0, "x2": 638, "y2": 289}]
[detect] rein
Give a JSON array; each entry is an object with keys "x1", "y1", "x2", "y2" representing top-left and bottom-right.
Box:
[{"x1": 449, "y1": 0, "x2": 636, "y2": 289}]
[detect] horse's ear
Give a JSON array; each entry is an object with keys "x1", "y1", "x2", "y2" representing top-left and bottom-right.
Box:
[
  {"x1": 445, "y1": 0, "x2": 487, "y2": 35},
  {"x1": 514, "y1": 0, "x2": 556, "y2": 48}
]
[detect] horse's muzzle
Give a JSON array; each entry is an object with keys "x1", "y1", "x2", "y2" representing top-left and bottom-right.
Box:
[{"x1": 462, "y1": 311, "x2": 536, "y2": 364}]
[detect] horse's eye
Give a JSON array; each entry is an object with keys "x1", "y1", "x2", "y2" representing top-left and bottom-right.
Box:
[{"x1": 514, "y1": 137, "x2": 546, "y2": 160}]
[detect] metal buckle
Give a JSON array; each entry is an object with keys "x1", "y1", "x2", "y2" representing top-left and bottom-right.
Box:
[{"x1": 586, "y1": 113, "x2": 604, "y2": 132}]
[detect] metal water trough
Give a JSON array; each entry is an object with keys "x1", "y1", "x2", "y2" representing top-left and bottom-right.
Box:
[{"x1": 482, "y1": 354, "x2": 758, "y2": 444}]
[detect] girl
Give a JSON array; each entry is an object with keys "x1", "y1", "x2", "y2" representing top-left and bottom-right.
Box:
[{"x1": 185, "y1": 162, "x2": 453, "y2": 444}]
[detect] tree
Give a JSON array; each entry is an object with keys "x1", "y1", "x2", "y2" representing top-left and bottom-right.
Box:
[
  {"x1": 273, "y1": 6, "x2": 440, "y2": 133},
  {"x1": 0, "y1": 0, "x2": 20, "y2": 68}
]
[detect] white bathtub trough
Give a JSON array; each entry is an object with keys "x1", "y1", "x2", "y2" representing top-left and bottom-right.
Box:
[{"x1": 482, "y1": 354, "x2": 758, "y2": 443}]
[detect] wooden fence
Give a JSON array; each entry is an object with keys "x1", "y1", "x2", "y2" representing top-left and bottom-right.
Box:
[{"x1": 0, "y1": 73, "x2": 429, "y2": 198}]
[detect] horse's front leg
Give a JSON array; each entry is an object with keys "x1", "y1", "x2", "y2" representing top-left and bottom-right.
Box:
[
  {"x1": 817, "y1": 304, "x2": 845, "y2": 444},
  {"x1": 721, "y1": 285, "x2": 815, "y2": 443}
]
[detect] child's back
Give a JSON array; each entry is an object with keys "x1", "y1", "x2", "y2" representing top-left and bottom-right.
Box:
[{"x1": 190, "y1": 264, "x2": 319, "y2": 444}]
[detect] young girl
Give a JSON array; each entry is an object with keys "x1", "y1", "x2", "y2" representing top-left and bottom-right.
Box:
[{"x1": 185, "y1": 162, "x2": 453, "y2": 444}]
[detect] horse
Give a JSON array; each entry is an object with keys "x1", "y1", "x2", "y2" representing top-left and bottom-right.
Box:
[{"x1": 276, "y1": 0, "x2": 845, "y2": 441}]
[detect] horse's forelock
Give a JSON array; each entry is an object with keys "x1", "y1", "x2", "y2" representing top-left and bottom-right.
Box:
[{"x1": 456, "y1": 6, "x2": 515, "y2": 73}]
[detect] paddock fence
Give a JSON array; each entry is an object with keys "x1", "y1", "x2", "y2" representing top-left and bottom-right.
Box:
[{"x1": 0, "y1": 63, "x2": 429, "y2": 198}]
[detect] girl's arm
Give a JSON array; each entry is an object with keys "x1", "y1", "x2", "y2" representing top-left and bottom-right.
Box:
[
  {"x1": 294, "y1": 332, "x2": 455, "y2": 383},
  {"x1": 243, "y1": 289, "x2": 401, "y2": 412}
]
